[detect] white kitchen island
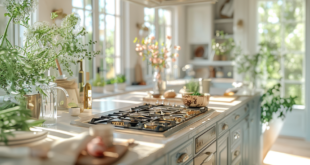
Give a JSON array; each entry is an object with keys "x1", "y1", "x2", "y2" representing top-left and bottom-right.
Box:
[{"x1": 0, "y1": 90, "x2": 261, "y2": 165}]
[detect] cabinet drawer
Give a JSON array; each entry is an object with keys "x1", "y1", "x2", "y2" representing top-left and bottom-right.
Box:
[
  {"x1": 232, "y1": 156, "x2": 242, "y2": 165},
  {"x1": 231, "y1": 143, "x2": 242, "y2": 162},
  {"x1": 169, "y1": 140, "x2": 193, "y2": 165},
  {"x1": 230, "y1": 122, "x2": 244, "y2": 146},
  {"x1": 195, "y1": 127, "x2": 216, "y2": 153},
  {"x1": 194, "y1": 142, "x2": 216, "y2": 165},
  {"x1": 217, "y1": 105, "x2": 247, "y2": 136},
  {"x1": 151, "y1": 156, "x2": 166, "y2": 165}
]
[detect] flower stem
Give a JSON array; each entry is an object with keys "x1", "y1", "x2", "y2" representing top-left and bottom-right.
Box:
[{"x1": 0, "y1": 17, "x2": 13, "y2": 48}]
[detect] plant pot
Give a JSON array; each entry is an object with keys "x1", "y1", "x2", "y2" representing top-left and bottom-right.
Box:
[
  {"x1": 213, "y1": 55, "x2": 221, "y2": 61},
  {"x1": 182, "y1": 94, "x2": 210, "y2": 107},
  {"x1": 104, "y1": 84, "x2": 115, "y2": 93},
  {"x1": 116, "y1": 83, "x2": 126, "y2": 91},
  {"x1": 92, "y1": 86, "x2": 105, "y2": 93},
  {"x1": 221, "y1": 55, "x2": 228, "y2": 61}
]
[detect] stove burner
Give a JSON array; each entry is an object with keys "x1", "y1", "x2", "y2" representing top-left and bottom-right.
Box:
[{"x1": 88, "y1": 104, "x2": 209, "y2": 132}]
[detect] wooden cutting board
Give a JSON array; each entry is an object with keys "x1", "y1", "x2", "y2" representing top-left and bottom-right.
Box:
[{"x1": 76, "y1": 144, "x2": 128, "y2": 165}]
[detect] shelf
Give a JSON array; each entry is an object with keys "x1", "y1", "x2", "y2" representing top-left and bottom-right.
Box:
[
  {"x1": 214, "y1": 19, "x2": 233, "y2": 24},
  {"x1": 190, "y1": 60, "x2": 235, "y2": 66}
]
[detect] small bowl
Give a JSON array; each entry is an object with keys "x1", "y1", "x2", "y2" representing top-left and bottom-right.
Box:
[
  {"x1": 152, "y1": 94, "x2": 161, "y2": 98},
  {"x1": 182, "y1": 93, "x2": 210, "y2": 107}
]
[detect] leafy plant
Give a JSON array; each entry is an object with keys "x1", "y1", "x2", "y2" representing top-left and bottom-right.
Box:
[
  {"x1": 261, "y1": 84, "x2": 297, "y2": 123},
  {"x1": 0, "y1": 0, "x2": 98, "y2": 144},
  {"x1": 212, "y1": 31, "x2": 235, "y2": 56},
  {"x1": 234, "y1": 42, "x2": 297, "y2": 123},
  {"x1": 0, "y1": 100, "x2": 44, "y2": 145},
  {"x1": 185, "y1": 80, "x2": 199, "y2": 93},
  {"x1": 116, "y1": 75, "x2": 126, "y2": 84},
  {"x1": 93, "y1": 74, "x2": 105, "y2": 87},
  {"x1": 106, "y1": 78, "x2": 116, "y2": 85}
]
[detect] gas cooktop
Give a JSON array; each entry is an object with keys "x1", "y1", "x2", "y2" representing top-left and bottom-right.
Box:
[{"x1": 71, "y1": 104, "x2": 215, "y2": 137}]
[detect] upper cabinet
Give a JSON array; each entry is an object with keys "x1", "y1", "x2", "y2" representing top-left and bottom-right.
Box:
[{"x1": 187, "y1": 5, "x2": 213, "y2": 44}]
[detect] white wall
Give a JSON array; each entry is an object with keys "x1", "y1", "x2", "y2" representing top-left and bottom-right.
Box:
[{"x1": 38, "y1": 0, "x2": 72, "y2": 23}]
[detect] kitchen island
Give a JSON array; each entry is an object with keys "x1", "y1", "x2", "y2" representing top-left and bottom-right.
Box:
[{"x1": 0, "y1": 90, "x2": 261, "y2": 165}]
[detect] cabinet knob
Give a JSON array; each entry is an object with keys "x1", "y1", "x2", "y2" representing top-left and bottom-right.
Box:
[
  {"x1": 234, "y1": 150, "x2": 240, "y2": 157},
  {"x1": 222, "y1": 124, "x2": 228, "y2": 130},
  {"x1": 235, "y1": 115, "x2": 240, "y2": 120},
  {"x1": 244, "y1": 107, "x2": 248, "y2": 111},
  {"x1": 177, "y1": 153, "x2": 189, "y2": 163},
  {"x1": 234, "y1": 133, "x2": 240, "y2": 140},
  {"x1": 202, "y1": 152, "x2": 214, "y2": 164}
]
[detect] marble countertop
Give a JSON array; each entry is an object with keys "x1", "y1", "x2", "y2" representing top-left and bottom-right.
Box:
[
  {"x1": 37, "y1": 91, "x2": 255, "y2": 165},
  {"x1": 0, "y1": 86, "x2": 258, "y2": 165}
]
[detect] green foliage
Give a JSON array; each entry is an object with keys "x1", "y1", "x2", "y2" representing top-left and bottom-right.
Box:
[
  {"x1": 0, "y1": 99, "x2": 44, "y2": 145},
  {"x1": 212, "y1": 31, "x2": 235, "y2": 56},
  {"x1": 190, "y1": 92, "x2": 202, "y2": 96},
  {"x1": 261, "y1": 84, "x2": 297, "y2": 123},
  {"x1": 116, "y1": 74, "x2": 126, "y2": 84},
  {"x1": 185, "y1": 80, "x2": 199, "y2": 93},
  {"x1": 93, "y1": 74, "x2": 105, "y2": 87},
  {"x1": 235, "y1": 41, "x2": 297, "y2": 124},
  {"x1": 106, "y1": 78, "x2": 116, "y2": 85}
]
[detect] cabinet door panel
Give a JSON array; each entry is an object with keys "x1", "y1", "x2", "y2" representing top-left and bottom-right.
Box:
[{"x1": 217, "y1": 132, "x2": 229, "y2": 165}]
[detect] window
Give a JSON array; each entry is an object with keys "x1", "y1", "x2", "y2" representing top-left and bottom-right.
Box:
[
  {"x1": 258, "y1": 0, "x2": 305, "y2": 105},
  {"x1": 72, "y1": 0, "x2": 94, "y2": 78},
  {"x1": 72, "y1": 0, "x2": 122, "y2": 80},
  {"x1": 144, "y1": 7, "x2": 174, "y2": 79}
]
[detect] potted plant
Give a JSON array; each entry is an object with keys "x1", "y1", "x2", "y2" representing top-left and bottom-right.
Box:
[
  {"x1": 0, "y1": 0, "x2": 99, "y2": 144},
  {"x1": 134, "y1": 36, "x2": 181, "y2": 95},
  {"x1": 181, "y1": 80, "x2": 210, "y2": 107},
  {"x1": 105, "y1": 78, "x2": 116, "y2": 93},
  {"x1": 211, "y1": 31, "x2": 235, "y2": 61},
  {"x1": 116, "y1": 74, "x2": 126, "y2": 91},
  {"x1": 92, "y1": 74, "x2": 105, "y2": 93}
]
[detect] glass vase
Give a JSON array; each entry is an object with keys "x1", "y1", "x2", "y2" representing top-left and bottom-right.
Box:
[{"x1": 153, "y1": 68, "x2": 166, "y2": 95}]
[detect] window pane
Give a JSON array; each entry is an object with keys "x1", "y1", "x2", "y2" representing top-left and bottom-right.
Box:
[
  {"x1": 106, "y1": 57, "x2": 114, "y2": 79},
  {"x1": 284, "y1": 23, "x2": 305, "y2": 51},
  {"x1": 144, "y1": 8, "x2": 155, "y2": 22},
  {"x1": 115, "y1": 57, "x2": 121, "y2": 74},
  {"x1": 85, "y1": 11, "x2": 93, "y2": 49},
  {"x1": 106, "y1": 15, "x2": 115, "y2": 56},
  {"x1": 158, "y1": 25, "x2": 165, "y2": 44},
  {"x1": 105, "y1": 0, "x2": 115, "y2": 15},
  {"x1": 99, "y1": 14, "x2": 105, "y2": 54},
  {"x1": 72, "y1": 0, "x2": 83, "y2": 8},
  {"x1": 283, "y1": 0, "x2": 305, "y2": 22},
  {"x1": 85, "y1": 0, "x2": 92, "y2": 10},
  {"x1": 72, "y1": 8, "x2": 84, "y2": 27},
  {"x1": 285, "y1": 84, "x2": 304, "y2": 105},
  {"x1": 258, "y1": 23, "x2": 281, "y2": 47},
  {"x1": 99, "y1": 0, "x2": 105, "y2": 12},
  {"x1": 258, "y1": 1, "x2": 281, "y2": 23},
  {"x1": 158, "y1": 9, "x2": 165, "y2": 25},
  {"x1": 284, "y1": 54, "x2": 303, "y2": 81}
]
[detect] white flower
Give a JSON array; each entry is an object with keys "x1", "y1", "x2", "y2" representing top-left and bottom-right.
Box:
[{"x1": 1, "y1": 0, "x2": 38, "y2": 23}]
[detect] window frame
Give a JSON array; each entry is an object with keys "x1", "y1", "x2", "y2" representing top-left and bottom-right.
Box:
[{"x1": 257, "y1": 0, "x2": 305, "y2": 106}]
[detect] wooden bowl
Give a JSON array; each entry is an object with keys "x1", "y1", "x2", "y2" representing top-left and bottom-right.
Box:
[{"x1": 182, "y1": 94, "x2": 210, "y2": 107}]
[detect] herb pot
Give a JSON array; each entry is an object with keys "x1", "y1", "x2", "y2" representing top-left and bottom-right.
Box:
[
  {"x1": 182, "y1": 94, "x2": 210, "y2": 107},
  {"x1": 92, "y1": 86, "x2": 105, "y2": 93},
  {"x1": 213, "y1": 55, "x2": 221, "y2": 61},
  {"x1": 116, "y1": 83, "x2": 126, "y2": 91},
  {"x1": 104, "y1": 84, "x2": 115, "y2": 93}
]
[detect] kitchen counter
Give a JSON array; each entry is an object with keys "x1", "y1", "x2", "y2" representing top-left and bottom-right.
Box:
[{"x1": 0, "y1": 90, "x2": 261, "y2": 165}]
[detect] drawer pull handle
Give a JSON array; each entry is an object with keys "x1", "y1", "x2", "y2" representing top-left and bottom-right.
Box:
[
  {"x1": 202, "y1": 152, "x2": 214, "y2": 164},
  {"x1": 177, "y1": 153, "x2": 189, "y2": 163},
  {"x1": 234, "y1": 150, "x2": 240, "y2": 157},
  {"x1": 235, "y1": 115, "x2": 240, "y2": 120},
  {"x1": 222, "y1": 124, "x2": 228, "y2": 130},
  {"x1": 234, "y1": 133, "x2": 240, "y2": 140}
]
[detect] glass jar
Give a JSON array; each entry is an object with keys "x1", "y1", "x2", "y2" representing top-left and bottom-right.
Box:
[{"x1": 153, "y1": 68, "x2": 166, "y2": 95}]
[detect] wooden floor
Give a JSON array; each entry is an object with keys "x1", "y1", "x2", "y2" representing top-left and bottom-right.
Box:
[{"x1": 263, "y1": 136, "x2": 310, "y2": 165}]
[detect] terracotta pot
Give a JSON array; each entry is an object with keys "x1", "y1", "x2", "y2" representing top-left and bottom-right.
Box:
[
  {"x1": 182, "y1": 94, "x2": 210, "y2": 107},
  {"x1": 221, "y1": 55, "x2": 227, "y2": 61},
  {"x1": 213, "y1": 55, "x2": 221, "y2": 61}
]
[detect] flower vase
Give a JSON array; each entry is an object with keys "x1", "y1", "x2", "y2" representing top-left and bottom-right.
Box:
[{"x1": 153, "y1": 68, "x2": 166, "y2": 95}]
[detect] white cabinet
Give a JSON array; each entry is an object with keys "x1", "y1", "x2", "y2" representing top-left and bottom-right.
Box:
[{"x1": 217, "y1": 132, "x2": 229, "y2": 165}]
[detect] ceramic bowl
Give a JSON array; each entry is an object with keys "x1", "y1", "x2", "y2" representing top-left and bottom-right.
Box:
[{"x1": 182, "y1": 93, "x2": 210, "y2": 107}]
